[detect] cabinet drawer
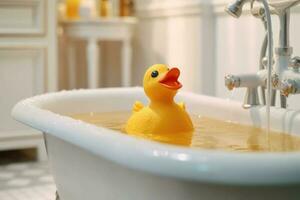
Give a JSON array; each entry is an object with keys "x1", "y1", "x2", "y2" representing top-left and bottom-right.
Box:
[
  {"x1": 0, "y1": 48, "x2": 45, "y2": 133},
  {"x1": 0, "y1": 0, "x2": 45, "y2": 35}
]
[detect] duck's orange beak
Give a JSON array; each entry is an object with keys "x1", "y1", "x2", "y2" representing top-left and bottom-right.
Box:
[{"x1": 159, "y1": 68, "x2": 182, "y2": 90}]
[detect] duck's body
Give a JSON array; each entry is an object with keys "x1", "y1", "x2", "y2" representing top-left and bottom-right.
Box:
[
  {"x1": 125, "y1": 64, "x2": 194, "y2": 140},
  {"x1": 126, "y1": 101, "x2": 193, "y2": 135}
]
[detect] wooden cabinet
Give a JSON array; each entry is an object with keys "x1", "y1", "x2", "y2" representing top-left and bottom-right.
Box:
[{"x1": 0, "y1": 0, "x2": 58, "y2": 160}]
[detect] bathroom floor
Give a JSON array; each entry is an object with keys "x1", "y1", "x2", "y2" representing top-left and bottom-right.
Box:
[{"x1": 0, "y1": 162, "x2": 56, "y2": 200}]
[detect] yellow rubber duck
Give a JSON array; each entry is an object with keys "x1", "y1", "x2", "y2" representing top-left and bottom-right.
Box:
[{"x1": 125, "y1": 64, "x2": 194, "y2": 145}]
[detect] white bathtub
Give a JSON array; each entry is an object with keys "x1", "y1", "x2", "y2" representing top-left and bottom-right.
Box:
[{"x1": 12, "y1": 87, "x2": 300, "y2": 200}]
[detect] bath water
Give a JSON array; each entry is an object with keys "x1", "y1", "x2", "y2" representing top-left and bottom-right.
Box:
[{"x1": 69, "y1": 112, "x2": 300, "y2": 152}]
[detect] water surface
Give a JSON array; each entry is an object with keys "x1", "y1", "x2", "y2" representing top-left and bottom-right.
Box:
[{"x1": 69, "y1": 112, "x2": 300, "y2": 152}]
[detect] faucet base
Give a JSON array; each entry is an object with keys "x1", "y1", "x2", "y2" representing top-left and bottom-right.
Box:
[{"x1": 243, "y1": 88, "x2": 260, "y2": 109}]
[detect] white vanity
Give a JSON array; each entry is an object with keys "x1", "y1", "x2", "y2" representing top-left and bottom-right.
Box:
[{"x1": 0, "y1": 0, "x2": 58, "y2": 160}]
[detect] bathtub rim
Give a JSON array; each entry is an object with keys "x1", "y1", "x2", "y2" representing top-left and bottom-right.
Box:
[{"x1": 11, "y1": 87, "x2": 300, "y2": 186}]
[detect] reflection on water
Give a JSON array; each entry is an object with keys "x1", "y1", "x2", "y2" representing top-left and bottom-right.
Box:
[{"x1": 69, "y1": 112, "x2": 300, "y2": 152}]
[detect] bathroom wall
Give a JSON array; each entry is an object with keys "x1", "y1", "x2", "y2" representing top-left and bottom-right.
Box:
[
  {"x1": 59, "y1": 0, "x2": 300, "y2": 109},
  {"x1": 133, "y1": 0, "x2": 215, "y2": 94},
  {"x1": 133, "y1": 0, "x2": 300, "y2": 109},
  {"x1": 59, "y1": 0, "x2": 215, "y2": 94}
]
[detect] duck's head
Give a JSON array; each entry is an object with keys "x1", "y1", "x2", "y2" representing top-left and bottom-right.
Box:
[{"x1": 143, "y1": 64, "x2": 182, "y2": 102}]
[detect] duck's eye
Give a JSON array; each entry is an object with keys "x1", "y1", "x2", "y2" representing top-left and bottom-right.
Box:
[{"x1": 151, "y1": 70, "x2": 159, "y2": 78}]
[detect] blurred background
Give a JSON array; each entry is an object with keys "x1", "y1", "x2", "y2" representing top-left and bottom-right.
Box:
[{"x1": 0, "y1": 0, "x2": 300, "y2": 199}]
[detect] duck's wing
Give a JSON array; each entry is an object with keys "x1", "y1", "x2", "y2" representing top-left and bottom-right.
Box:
[
  {"x1": 178, "y1": 102, "x2": 186, "y2": 110},
  {"x1": 133, "y1": 101, "x2": 144, "y2": 113}
]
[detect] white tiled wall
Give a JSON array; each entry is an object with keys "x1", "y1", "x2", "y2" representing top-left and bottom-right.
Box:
[{"x1": 134, "y1": 0, "x2": 215, "y2": 94}]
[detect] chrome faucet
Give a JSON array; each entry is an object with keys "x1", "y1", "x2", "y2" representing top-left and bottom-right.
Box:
[{"x1": 224, "y1": 0, "x2": 300, "y2": 108}]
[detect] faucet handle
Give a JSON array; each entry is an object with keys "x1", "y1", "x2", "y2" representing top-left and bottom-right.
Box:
[
  {"x1": 290, "y1": 56, "x2": 300, "y2": 71},
  {"x1": 280, "y1": 79, "x2": 297, "y2": 97},
  {"x1": 225, "y1": 75, "x2": 240, "y2": 90}
]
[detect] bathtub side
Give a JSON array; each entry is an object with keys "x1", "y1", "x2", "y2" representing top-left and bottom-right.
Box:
[{"x1": 45, "y1": 134, "x2": 300, "y2": 200}]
